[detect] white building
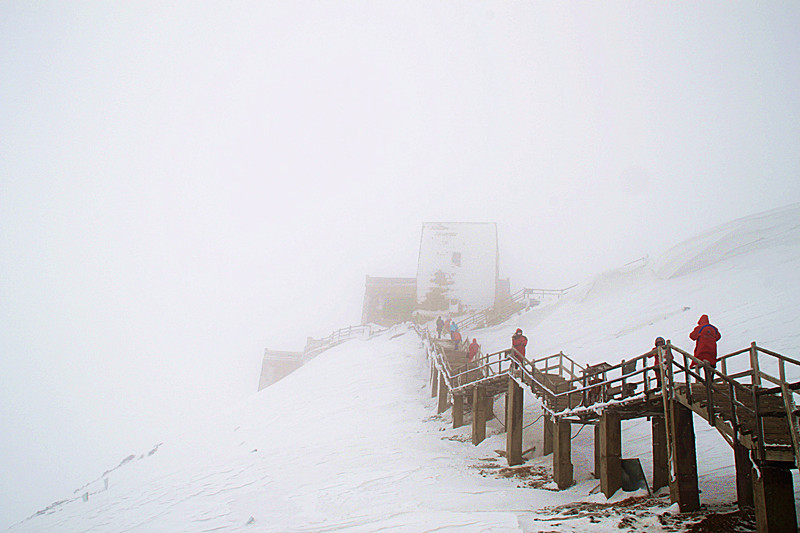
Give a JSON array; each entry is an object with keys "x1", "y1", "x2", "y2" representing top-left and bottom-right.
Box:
[{"x1": 416, "y1": 222, "x2": 499, "y2": 312}]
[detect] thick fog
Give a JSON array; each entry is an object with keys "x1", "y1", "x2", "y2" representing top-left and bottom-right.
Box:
[{"x1": 1, "y1": 1, "x2": 799, "y2": 528}]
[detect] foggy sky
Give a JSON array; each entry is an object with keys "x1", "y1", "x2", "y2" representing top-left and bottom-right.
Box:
[{"x1": 2, "y1": 1, "x2": 799, "y2": 527}]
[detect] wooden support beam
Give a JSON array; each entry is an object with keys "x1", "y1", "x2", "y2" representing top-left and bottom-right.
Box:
[
  {"x1": 543, "y1": 413, "x2": 554, "y2": 456},
  {"x1": 593, "y1": 425, "x2": 601, "y2": 479},
  {"x1": 599, "y1": 412, "x2": 622, "y2": 499},
  {"x1": 472, "y1": 386, "x2": 487, "y2": 445},
  {"x1": 752, "y1": 463, "x2": 797, "y2": 533},
  {"x1": 652, "y1": 415, "x2": 669, "y2": 492},
  {"x1": 669, "y1": 402, "x2": 700, "y2": 512},
  {"x1": 437, "y1": 372, "x2": 448, "y2": 414},
  {"x1": 452, "y1": 394, "x2": 464, "y2": 428},
  {"x1": 553, "y1": 418, "x2": 573, "y2": 489},
  {"x1": 506, "y1": 379, "x2": 524, "y2": 466},
  {"x1": 431, "y1": 365, "x2": 438, "y2": 398},
  {"x1": 733, "y1": 441, "x2": 754, "y2": 509}
]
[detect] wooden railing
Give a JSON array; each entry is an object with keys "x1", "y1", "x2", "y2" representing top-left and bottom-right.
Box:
[
  {"x1": 446, "y1": 346, "x2": 586, "y2": 411},
  {"x1": 663, "y1": 341, "x2": 800, "y2": 465},
  {"x1": 456, "y1": 286, "x2": 574, "y2": 331},
  {"x1": 527, "y1": 350, "x2": 584, "y2": 382},
  {"x1": 415, "y1": 321, "x2": 800, "y2": 466},
  {"x1": 304, "y1": 324, "x2": 381, "y2": 354},
  {"x1": 519, "y1": 349, "x2": 657, "y2": 416}
]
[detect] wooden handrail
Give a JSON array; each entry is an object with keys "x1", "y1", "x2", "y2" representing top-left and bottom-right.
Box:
[
  {"x1": 756, "y1": 345, "x2": 800, "y2": 367},
  {"x1": 716, "y1": 347, "x2": 752, "y2": 364},
  {"x1": 413, "y1": 325, "x2": 800, "y2": 465},
  {"x1": 305, "y1": 324, "x2": 378, "y2": 353},
  {"x1": 457, "y1": 286, "x2": 575, "y2": 330}
]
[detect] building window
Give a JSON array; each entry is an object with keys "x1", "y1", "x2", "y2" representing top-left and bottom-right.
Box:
[{"x1": 452, "y1": 252, "x2": 461, "y2": 267}]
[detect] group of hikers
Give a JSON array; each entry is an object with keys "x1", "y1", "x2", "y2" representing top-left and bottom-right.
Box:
[
  {"x1": 434, "y1": 313, "x2": 721, "y2": 386},
  {"x1": 435, "y1": 316, "x2": 482, "y2": 363},
  {"x1": 435, "y1": 315, "x2": 529, "y2": 368},
  {"x1": 435, "y1": 316, "x2": 463, "y2": 347}
]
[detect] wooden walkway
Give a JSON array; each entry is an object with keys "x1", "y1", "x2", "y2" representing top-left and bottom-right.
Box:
[{"x1": 417, "y1": 326, "x2": 800, "y2": 533}]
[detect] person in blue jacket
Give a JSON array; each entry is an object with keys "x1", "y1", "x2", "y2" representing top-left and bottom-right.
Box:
[{"x1": 449, "y1": 321, "x2": 458, "y2": 341}]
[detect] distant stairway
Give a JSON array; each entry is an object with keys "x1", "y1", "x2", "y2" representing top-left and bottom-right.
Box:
[{"x1": 457, "y1": 287, "x2": 574, "y2": 331}]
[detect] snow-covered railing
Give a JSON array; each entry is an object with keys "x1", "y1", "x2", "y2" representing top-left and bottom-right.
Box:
[
  {"x1": 304, "y1": 324, "x2": 381, "y2": 355},
  {"x1": 420, "y1": 329, "x2": 669, "y2": 419},
  {"x1": 445, "y1": 346, "x2": 586, "y2": 417},
  {"x1": 415, "y1": 324, "x2": 465, "y2": 404},
  {"x1": 538, "y1": 349, "x2": 658, "y2": 419},
  {"x1": 515, "y1": 340, "x2": 800, "y2": 466},
  {"x1": 414, "y1": 316, "x2": 800, "y2": 476},
  {"x1": 413, "y1": 320, "x2": 800, "y2": 464}
]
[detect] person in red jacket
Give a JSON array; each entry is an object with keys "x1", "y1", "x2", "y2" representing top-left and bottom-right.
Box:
[
  {"x1": 650, "y1": 336, "x2": 666, "y2": 385},
  {"x1": 689, "y1": 315, "x2": 721, "y2": 367},
  {"x1": 468, "y1": 338, "x2": 481, "y2": 363},
  {"x1": 511, "y1": 328, "x2": 528, "y2": 369},
  {"x1": 452, "y1": 329, "x2": 462, "y2": 350}
]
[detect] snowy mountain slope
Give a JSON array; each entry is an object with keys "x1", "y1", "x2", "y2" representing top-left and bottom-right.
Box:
[
  {"x1": 9, "y1": 203, "x2": 800, "y2": 532},
  {"x1": 8, "y1": 328, "x2": 586, "y2": 533},
  {"x1": 653, "y1": 203, "x2": 800, "y2": 280},
  {"x1": 472, "y1": 202, "x2": 800, "y2": 376}
]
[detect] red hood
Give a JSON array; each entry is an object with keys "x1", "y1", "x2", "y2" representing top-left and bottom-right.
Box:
[{"x1": 698, "y1": 314, "x2": 709, "y2": 325}]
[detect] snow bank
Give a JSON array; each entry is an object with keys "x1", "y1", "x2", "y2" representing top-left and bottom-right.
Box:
[{"x1": 653, "y1": 203, "x2": 800, "y2": 280}]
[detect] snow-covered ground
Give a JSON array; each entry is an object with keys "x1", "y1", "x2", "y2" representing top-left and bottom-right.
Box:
[{"x1": 8, "y1": 203, "x2": 800, "y2": 532}]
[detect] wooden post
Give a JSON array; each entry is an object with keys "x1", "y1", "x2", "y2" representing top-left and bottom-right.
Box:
[
  {"x1": 599, "y1": 412, "x2": 622, "y2": 498},
  {"x1": 593, "y1": 424, "x2": 601, "y2": 479},
  {"x1": 752, "y1": 463, "x2": 797, "y2": 533},
  {"x1": 543, "y1": 413, "x2": 554, "y2": 455},
  {"x1": 472, "y1": 386, "x2": 487, "y2": 445},
  {"x1": 749, "y1": 342, "x2": 766, "y2": 463},
  {"x1": 652, "y1": 415, "x2": 669, "y2": 492},
  {"x1": 437, "y1": 372, "x2": 448, "y2": 414},
  {"x1": 452, "y1": 394, "x2": 464, "y2": 428},
  {"x1": 431, "y1": 365, "x2": 438, "y2": 398},
  {"x1": 750, "y1": 342, "x2": 762, "y2": 387},
  {"x1": 506, "y1": 379, "x2": 524, "y2": 466},
  {"x1": 733, "y1": 441, "x2": 754, "y2": 509},
  {"x1": 669, "y1": 402, "x2": 700, "y2": 512},
  {"x1": 553, "y1": 418, "x2": 573, "y2": 489}
]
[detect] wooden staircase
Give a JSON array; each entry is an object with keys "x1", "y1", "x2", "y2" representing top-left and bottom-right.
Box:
[
  {"x1": 424, "y1": 323, "x2": 800, "y2": 469},
  {"x1": 654, "y1": 341, "x2": 800, "y2": 473},
  {"x1": 417, "y1": 323, "x2": 800, "y2": 531},
  {"x1": 674, "y1": 382, "x2": 796, "y2": 463}
]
